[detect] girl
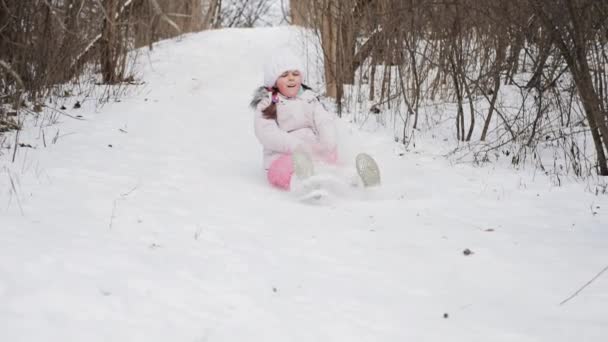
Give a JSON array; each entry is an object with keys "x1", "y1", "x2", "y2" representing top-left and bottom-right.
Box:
[{"x1": 250, "y1": 51, "x2": 379, "y2": 192}]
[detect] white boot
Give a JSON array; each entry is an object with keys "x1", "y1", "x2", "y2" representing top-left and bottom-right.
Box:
[
  {"x1": 355, "y1": 153, "x2": 381, "y2": 187},
  {"x1": 292, "y1": 150, "x2": 314, "y2": 180}
]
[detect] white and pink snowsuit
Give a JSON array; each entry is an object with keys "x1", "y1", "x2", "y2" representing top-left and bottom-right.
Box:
[{"x1": 251, "y1": 87, "x2": 337, "y2": 190}]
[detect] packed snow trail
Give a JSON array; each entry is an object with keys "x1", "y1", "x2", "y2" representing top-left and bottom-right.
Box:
[{"x1": 1, "y1": 27, "x2": 608, "y2": 342}]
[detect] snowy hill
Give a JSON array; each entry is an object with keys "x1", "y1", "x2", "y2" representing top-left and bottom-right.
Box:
[{"x1": 1, "y1": 27, "x2": 608, "y2": 342}]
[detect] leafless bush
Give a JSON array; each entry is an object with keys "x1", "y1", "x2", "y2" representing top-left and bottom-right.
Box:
[
  {"x1": 0, "y1": 0, "x2": 222, "y2": 134},
  {"x1": 294, "y1": 0, "x2": 608, "y2": 177},
  {"x1": 220, "y1": 0, "x2": 277, "y2": 27}
]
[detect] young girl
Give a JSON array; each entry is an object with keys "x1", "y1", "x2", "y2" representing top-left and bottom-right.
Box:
[{"x1": 250, "y1": 51, "x2": 379, "y2": 192}]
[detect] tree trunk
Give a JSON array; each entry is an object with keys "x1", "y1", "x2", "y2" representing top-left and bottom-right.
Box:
[
  {"x1": 339, "y1": 17, "x2": 356, "y2": 84},
  {"x1": 320, "y1": 1, "x2": 337, "y2": 99},
  {"x1": 531, "y1": 0, "x2": 608, "y2": 175},
  {"x1": 202, "y1": 0, "x2": 222, "y2": 30},
  {"x1": 101, "y1": 0, "x2": 119, "y2": 84},
  {"x1": 187, "y1": 0, "x2": 203, "y2": 32},
  {"x1": 570, "y1": 66, "x2": 608, "y2": 175},
  {"x1": 560, "y1": 0, "x2": 608, "y2": 174},
  {"x1": 481, "y1": 36, "x2": 506, "y2": 141},
  {"x1": 449, "y1": 49, "x2": 464, "y2": 141},
  {"x1": 291, "y1": 0, "x2": 308, "y2": 27}
]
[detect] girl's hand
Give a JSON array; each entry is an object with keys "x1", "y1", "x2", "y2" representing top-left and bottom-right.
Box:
[{"x1": 256, "y1": 92, "x2": 273, "y2": 111}]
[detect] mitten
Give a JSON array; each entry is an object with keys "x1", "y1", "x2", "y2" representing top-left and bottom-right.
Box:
[{"x1": 256, "y1": 91, "x2": 273, "y2": 111}]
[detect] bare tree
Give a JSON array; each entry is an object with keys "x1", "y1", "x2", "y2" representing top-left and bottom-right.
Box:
[
  {"x1": 220, "y1": 0, "x2": 276, "y2": 28},
  {"x1": 0, "y1": 0, "x2": 222, "y2": 133},
  {"x1": 292, "y1": 0, "x2": 608, "y2": 176}
]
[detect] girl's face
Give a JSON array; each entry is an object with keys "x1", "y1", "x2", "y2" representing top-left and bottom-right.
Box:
[{"x1": 275, "y1": 70, "x2": 302, "y2": 98}]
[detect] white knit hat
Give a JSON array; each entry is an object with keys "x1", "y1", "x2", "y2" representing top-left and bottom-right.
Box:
[{"x1": 263, "y1": 50, "x2": 306, "y2": 88}]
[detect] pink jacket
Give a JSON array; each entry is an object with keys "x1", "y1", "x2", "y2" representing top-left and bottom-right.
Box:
[{"x1": 251, "y1": 87, "x2": 337, "y2": 169}]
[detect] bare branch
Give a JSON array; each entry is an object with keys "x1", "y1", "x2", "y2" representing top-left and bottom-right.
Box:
[{"x1": 560, "y1": 265, "x2": 608, "y2": 305}]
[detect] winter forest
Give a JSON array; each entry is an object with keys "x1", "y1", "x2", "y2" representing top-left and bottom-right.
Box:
[{"x1": 1, "y1": 1, "x2": 608, "y2": 341}]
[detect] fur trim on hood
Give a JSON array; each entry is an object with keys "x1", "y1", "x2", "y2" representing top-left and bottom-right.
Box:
[
  {"x1": 249, "y1": 86, "x2": 269, "y2": 110},
  {"x1": 249, "y1": 85, "x2": 315, "y2": 110}
]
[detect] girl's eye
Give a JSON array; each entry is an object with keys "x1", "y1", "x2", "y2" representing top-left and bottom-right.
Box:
[
  {"x1": 280, "y1": 72, "x2": 289, "y2": 77},
  {"x1": 292, "y1": 71, "x2": 300, "y2": 76}
]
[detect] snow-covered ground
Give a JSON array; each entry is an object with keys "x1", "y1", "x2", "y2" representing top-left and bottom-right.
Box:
[{"x1": 1, "y1": 27, "x2": 608, "y2": 342}]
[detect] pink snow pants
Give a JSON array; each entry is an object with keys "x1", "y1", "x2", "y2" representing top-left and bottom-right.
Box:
[
  {"x1": 267, "y1": 154, "x2": 294, "y2": 190},
  {"x1": 266, "y1": 149, "x2": 338, "y2": 191}
]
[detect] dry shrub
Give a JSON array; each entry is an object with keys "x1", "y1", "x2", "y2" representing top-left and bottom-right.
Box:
[{"x1": 293, "y1": 0, "x2": 608, "y2": 176}]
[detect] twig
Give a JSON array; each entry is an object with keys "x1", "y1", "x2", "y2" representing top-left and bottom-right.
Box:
[
  {"x1": 7, "y1": 171, "x2": 24, "y2": 216},
  {"x1": 120, "y1": 184, "x2": 138, "y2": 197},
  {"x1": 11, "y1": 126, "x2": 19, "y2": 163},
  {"x1": 0, "y1": 59, "x2": 24, "y2": 88},
  {"x1": 71, "y1": 0, "x2": 137, "y2": 71},
  {"x1": 149, "y1": 0, "x2": 182, "y2": 35},
  {"x1": 109, "y1": 183, "x2": 139, "y2": 229},
  {"x1": 109, "y1": 199, "x2": 119, "y2": 230},
  {"x1": 52, "y1": 129, "x2": 60, "y2": 144},
  {"x1": 51, "y1": 131, "x2": 77, "y2": 144},
  {"x1": 0, "y1": 59, "x2": 24, "y2": 112},
  {"x1": 560, "y1": 265, "x2": 608, "y2": 305},
  {"x1": 42, "y1": 0, "x2": 68, "y2": 31},
  {"x1": 40, "y1": 105, "x2": 85, "y2": 120}
]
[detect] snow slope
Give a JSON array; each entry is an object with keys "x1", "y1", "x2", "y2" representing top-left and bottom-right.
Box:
[{"x1": 1, "y1": 27, "x2": 608, "y2": 342}]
